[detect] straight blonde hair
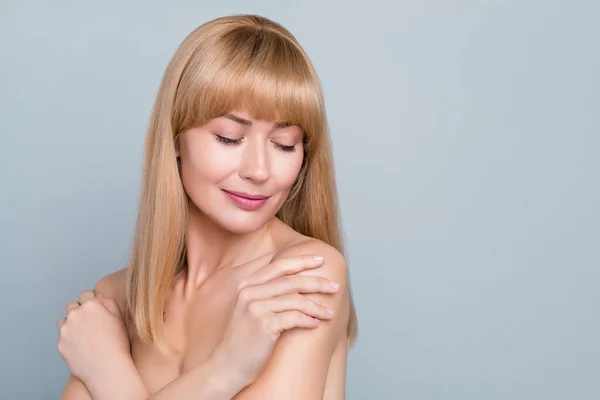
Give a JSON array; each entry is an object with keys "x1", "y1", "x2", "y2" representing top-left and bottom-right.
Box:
[{"x1": 126, "y1": 14, "x2": 357, "y2": 351}]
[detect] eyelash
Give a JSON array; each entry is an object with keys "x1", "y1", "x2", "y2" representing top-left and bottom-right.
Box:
[
  {"x1": 214, "y1": 134, "x2": 296, "y2": 153},
  {"x1": 215, "y1": 135, "x2": 241, "y2": 145}
]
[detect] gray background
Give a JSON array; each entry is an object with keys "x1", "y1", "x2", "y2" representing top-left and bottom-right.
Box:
[{"x1": 1, "y1": 1, "x2": 598, "y2": 399}]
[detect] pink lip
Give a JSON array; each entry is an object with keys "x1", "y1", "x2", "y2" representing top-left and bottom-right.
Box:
[{"x1": 222, "y1": 190, "x2": 270, "y2": 211}]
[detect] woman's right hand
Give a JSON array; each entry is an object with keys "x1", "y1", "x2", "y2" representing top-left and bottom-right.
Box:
[{"x1": 211, "y1": 254, "x2": 339, "y2": 389}]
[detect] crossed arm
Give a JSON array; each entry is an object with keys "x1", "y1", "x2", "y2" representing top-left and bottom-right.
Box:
[{"x1": 60, "y1": 240, "x2": 350, "y2": 400}]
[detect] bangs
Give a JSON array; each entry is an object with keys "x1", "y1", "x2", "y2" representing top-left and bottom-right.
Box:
[{"x1": 172, "y1": 26, "x2": 324, "y2": 149}]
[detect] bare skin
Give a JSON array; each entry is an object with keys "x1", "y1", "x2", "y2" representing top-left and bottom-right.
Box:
[
  {"x1": 59, "y1": 110, "x2": 351, "y2": 398},
  {"x1": 60, "y1": 219, "x2": 350, "y2": 399}
]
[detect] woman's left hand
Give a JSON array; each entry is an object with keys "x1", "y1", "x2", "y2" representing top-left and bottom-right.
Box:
[{"x1": 57, "y1": 290, "x2": 131, "y2": 386}]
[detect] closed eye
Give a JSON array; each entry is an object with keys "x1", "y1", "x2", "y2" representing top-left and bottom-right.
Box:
[
  {"x1": 215, "y1": 134, "x2": 296, "y2": 153},
  {"x1": 214, "y1": 134, "x2": 242, "y2": 145},
  {"x1": 273, "y1": 142, "x2": 296, "y2": 153}
]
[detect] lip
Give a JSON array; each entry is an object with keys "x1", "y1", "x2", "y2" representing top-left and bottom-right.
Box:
[
  {"x1": 223, "y1": 190, "x2": 269, "y2": 200},
  {"x1": 222, "y1": 190, "x2": 270, "y2": 211}
]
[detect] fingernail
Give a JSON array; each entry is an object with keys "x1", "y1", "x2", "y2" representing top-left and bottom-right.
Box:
[
  {"x1": 314, "y1": 255, "x2": 324, "y2": 262},
  {"x1": 330, "y1": 282, "x2": 340, "y2": 290}
]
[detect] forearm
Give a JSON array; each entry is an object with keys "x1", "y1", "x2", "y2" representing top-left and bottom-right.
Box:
[
  {"x1": 69, "y1": 353, "x2": 245, "y2": 400},
  {"x1": 84, "y1": 356, "x2": 149, "y2": 400},
  {"x1": 59, "y1": 374, "x2": 94, "y2": 400},
  {"x1": 149, "y1": 352, "x2": 245, "y2": 400}
]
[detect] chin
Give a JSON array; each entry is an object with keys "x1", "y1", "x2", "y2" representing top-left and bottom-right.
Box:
[{"x1": 215, "y1": 213, "x2": 272, "y2": 235}]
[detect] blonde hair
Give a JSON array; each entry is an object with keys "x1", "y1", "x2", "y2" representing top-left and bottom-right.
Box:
[{"x1": 126, "y1": 14, "x2": 357, "y2": 351}]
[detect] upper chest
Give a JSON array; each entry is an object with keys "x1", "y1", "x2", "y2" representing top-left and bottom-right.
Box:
[{"x1": 128, "y1": 275, "x2": 239, "y2": 394}]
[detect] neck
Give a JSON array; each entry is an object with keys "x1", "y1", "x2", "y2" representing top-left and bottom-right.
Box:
[{"x1": 183, "y1": 202, "x2": 273, "y2": 291}]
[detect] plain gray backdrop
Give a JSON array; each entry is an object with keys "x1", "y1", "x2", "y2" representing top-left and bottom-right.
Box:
[{"x1": 1, "y1": 0, "x2": 598, "y2": 399}]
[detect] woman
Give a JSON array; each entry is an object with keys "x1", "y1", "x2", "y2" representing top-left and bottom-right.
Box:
[{"x1": 57, "y1": 14, "x2": 357, "y2": 399}]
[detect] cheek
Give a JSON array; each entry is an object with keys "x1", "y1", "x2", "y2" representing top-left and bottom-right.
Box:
[
  {"x1": 182, "y1": 138, "x2": 236, "y2": 183},
  {"x1": 271, "y1": 152, "x2": 304, "y2": 190}
]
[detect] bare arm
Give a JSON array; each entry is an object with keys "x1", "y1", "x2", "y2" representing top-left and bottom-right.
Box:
[
  {"x1": 59, "y1": 278, "x2": 244, "y2": 400},
  {"x1": 59, "y1": 251, "x2": 343, "y2": 400},
  {"x1": 60, "y1": 364, "x2": 148, "y2": 400},
  {"x1": 233, "y1": 240, "x2": 350, "y2": 399},
  {"x1": 60, "y1": 355, "x2": 242, "y2": 400},
  {"x1": 60, "y1": 375, "x2": 93, "y2": 400}
]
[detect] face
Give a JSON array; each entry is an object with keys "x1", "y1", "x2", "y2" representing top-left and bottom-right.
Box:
[{"x1": 176, "y1": 109, "x2": 305, "y2": 234}]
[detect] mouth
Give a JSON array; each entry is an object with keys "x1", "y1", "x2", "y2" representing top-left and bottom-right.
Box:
[{"x1": 222, "y1": 190, "x2": 271, "y2": 211}]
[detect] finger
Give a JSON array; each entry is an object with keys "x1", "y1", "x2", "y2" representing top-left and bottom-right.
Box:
[
  {"x1": 95, "y1": 293, "x2": 121, "y2": 317},
  {"x1": 57, "y1": 317, "x2": 67, "y2": 331},
  {"x1": 239, "y1": 255, "x2": 325, "y2": 289},
  {"x1": 255, "y1": 294, "x2": 335, "y2": 320},
  {"x1": 65, "y1": 301, "x2": 80, "y2": 315},
  {"x1": 272, "y1": 310, "x2": 321, "y2": 332},
  {"x1": 234, "y1": 251, "x2": 278, "y2": 275},
  {"x1": 239, "y1": 275, "x2": 339, "y2": 302},
  {"x1": 79, "y1": 290, "x2": 95, "y2": 304}
]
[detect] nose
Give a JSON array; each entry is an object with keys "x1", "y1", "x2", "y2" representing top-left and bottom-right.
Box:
[{"x1": 239, "y1": 139, "x2": 270, "y2": 183}]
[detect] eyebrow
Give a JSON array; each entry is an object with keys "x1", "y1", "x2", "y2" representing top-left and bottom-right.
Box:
[{"x1": 223, "y1": 113, "x2": 291, "y2": 129}]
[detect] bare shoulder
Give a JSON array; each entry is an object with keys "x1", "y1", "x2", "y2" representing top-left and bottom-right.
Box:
[
  {"x1": 273, "y1": 237, "x2": 349, "y2": 292},
  {"x1": 268, "y1": 219, "x2": 349, "y2": 300},
  {"x1": 233, "y1": 237, "x2": 350, "y2": 398},
  {"x1": 93, "y1": 268, "x2": 128, "y2": 312},
  {"x1": 272, "y1": 237, "x2": 350, "y2": 338}
]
